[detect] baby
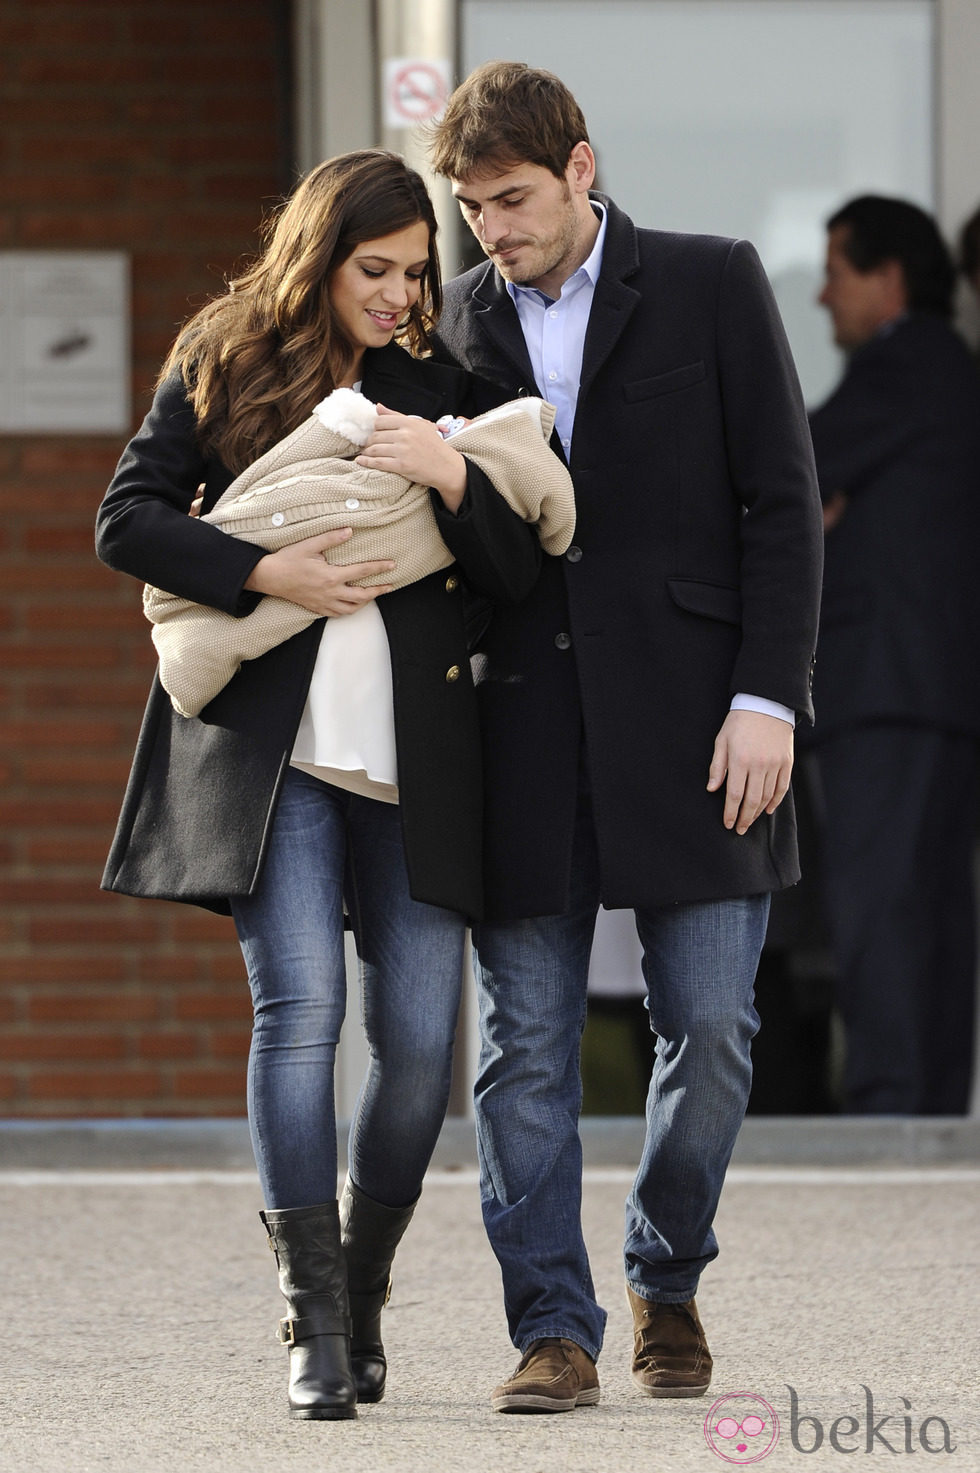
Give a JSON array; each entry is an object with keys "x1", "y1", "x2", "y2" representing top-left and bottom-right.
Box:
[{"x1": 144, "y1": 389, "x2": 576, "y2": 718}]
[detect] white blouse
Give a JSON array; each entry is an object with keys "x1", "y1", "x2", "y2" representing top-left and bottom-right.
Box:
[
  {"x1": 289, "y1": 380, "x2": 398, "y2": 804},
  {"x1": 290, "y1": 601, "x2": 398, "y2": 804}
]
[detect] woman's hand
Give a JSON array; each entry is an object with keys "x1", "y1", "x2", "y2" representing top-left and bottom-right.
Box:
[
  {"x1": 244, "y1": 527, "x2": 395, "y2": 616},
  {"x1": 356, "y1": 404, "x2": 468, "y2": 513}
]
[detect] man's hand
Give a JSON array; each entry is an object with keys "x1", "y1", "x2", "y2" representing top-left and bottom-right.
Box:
[
  {"x1": 707, "y1": 709, "x2": 794, "y2": 835},
  {"x1": 822, "y1": 490, "x2": 847, "y2": 532}
]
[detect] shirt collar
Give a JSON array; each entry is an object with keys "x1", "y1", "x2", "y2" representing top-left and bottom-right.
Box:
[{"x1": 506, "y1": 200, "x2": 608, "y2": 306}]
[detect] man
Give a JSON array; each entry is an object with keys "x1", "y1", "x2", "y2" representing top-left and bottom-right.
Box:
[
  {"x1": 428, "y1": 62, "x2": 823, "y2": 1412},
  {"x1": 808, "y1": 195, "x2": 980, "y2": 1114}
]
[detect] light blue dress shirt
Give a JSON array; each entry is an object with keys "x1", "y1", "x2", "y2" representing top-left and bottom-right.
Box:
[{"x1": 505, "y1": 203, "x2": 794, "y2": 729}]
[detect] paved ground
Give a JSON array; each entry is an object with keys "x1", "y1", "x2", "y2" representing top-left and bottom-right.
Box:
[{"x1": 2, "y1": 1120, "x2": 979, "y2": 1472}]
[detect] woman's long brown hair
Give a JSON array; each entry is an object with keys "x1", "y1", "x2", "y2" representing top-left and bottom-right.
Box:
[{"x1": 161, "y1": 150, "x2": 443, "y2": 473}]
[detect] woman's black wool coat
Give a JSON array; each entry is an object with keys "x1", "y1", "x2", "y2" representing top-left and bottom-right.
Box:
[{"x1": 95, "y1": 342, "x2": 539, "y2": 919}]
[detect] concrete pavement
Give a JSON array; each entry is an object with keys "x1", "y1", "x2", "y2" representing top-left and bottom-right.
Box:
[{"x1": 2, "y1": 1121, "x2": 978, "y2": 1472}]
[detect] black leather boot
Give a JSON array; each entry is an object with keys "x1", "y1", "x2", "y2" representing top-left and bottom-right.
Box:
[
  {"x1": 339, "y1": 1177, "x2": 418, "y2": 1403},
  {"x1": 261, "y1": 1201, "x2": 357, "y2": 1420}
]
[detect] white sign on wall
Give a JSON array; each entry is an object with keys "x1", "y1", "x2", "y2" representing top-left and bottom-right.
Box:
[
  {"x1": 383, "y1": 57, "x2": 451, "y2": 128},
  {"x1": 0, "y1": 251, "x2": 130, "y2": 434}
]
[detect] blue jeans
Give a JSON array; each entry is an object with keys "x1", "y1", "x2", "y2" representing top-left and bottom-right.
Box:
[
  {"x1": 231, "y1": 767, "x2": 466, "y2": 1210},
  {"x1": 471, "y1": 797, "x2": 768, "y2": 1361}
]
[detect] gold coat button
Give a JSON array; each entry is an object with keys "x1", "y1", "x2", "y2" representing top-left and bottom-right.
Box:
[
  {"x1": 445, "y1": 575, "x2": 459, "y2": 592},
  {"x1": 445, "y1": 664, "x2": 461, "y2": 682}
]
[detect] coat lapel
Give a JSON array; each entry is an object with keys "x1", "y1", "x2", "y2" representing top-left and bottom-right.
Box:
[
  {"x1": 467, "y1": 265, "x2": 538, "y2": 388},
  {"x1": 578, "y1": 195, "x2": 642, "y2": 399}
]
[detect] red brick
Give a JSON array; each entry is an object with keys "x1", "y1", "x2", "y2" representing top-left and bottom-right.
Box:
[
  {"x1": 137, "y1": 955, "x2": 205, "y2": 985},
  {"x1": 25, "y1": 606, "x2": 147, "y2": 633},
  {"x1": 30, "y1": 916, "x2": 161, "y2": 946},
  {"x1": 206, "y1": 953, "x2": 249, "y2": 983},
  {"x1": 2, "y1": 17, "x2": 126, "y2": 50},
  {"x1": 0, "y1": 1033, "x2": 127, "y2": 1062},
  {"x1": 210, "y1": 1028, "x2": 252, "y2": 1059},
  {"x1": 21, "y1": 758, "x2": 133, "y2": 787},
  {"x1": 0, "y1": 797, "x2": 120, "y2": 825},
  {"x1": 28, "y1": 993, "x2": 159, "y2": 1024},
  {"x1": 22, "y1": 134, "x2": 158, "y2": 170},
  {"x1": 26, "y1": 837, "x2": 112, "y2": 866},
  {"x1": 28, "y1": 1067, "x2": 163, "y2": 1100},
  {"x1": 130, "y1": 13, "x2": 271, "y2": 50},
  {"x1": 24, "y1": 527, "x2": 106, "y2": 555},
  {"x1": 171, "y1": 913, "x2": 238, "y2": 943},
  {"x1": 2, "y1": 566, "x2": 115, "y2": 593},
  {"x1": 0, "y1": 957, "x2": 128, "y2": 984},
  {"x1": 21, "y1": 212, "x2": 151, "y2": 246},
  {"x1": 23, "y1": 680, "x2": 151, "y2": 711},
  {"x1": 0, "y1": 644, "x2": 120, "y2": 671},
  {"x1": 0, "y1": 96, "x2": 118, "y2": 127},
  {"x1": 3, "y1": 174, "x2": 127, "y2": 206},
  {"x1": 0, "y1": 719, "x2": 121, "y2": 748},
  {"x1": 135, "y1": 1031, "x2": 200, "y2": 1060},
  {"x1": 19, "y1": 444, "x2": 120, "y2": 476},
  {"x1": 0, "y1": 879, "x2": 106, "y2": 907},
  {"x1": 175, "y1": 993, "x2": 250, "y2": 1023},
  {"x1": 173, "y1": 1066, "x2": 246, "y2": 1099},
  {"x1": 17, "y1": 57, "x2": 134, "y2": 89}
]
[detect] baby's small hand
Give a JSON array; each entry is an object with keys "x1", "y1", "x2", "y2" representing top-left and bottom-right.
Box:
[{"x1": 435, "y1": 414, "x2": 470, "y2": 440}]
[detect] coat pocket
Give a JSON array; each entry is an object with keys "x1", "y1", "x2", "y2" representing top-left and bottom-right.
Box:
[
  {"x1": 667, "y1": 577, "x2": 741, "y2": 625},
  {"x1": 624, "y1": 361, "x2": 706, "y2": 401}
]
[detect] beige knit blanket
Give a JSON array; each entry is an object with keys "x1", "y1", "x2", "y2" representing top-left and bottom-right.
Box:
[{"x1": 144, "y1": 389, "x2": 575, "y2": 718}]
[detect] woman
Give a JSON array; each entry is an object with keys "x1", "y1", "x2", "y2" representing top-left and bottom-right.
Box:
[{"x1": 95, "y1": 151, "x2": 541, "y2": 1421}]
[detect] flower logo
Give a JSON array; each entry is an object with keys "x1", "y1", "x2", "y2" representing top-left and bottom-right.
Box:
[{"x1": 704, "y1": 1392, "x2": 780, "y2": 1463}]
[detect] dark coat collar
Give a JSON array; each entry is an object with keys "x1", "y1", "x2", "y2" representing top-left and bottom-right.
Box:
[
  {"x1": 468, "y1": 193, "x2": 640, "y2": 306},
  {"x1": 463, "y1": 193, "x2": 644, "y2": 397}
]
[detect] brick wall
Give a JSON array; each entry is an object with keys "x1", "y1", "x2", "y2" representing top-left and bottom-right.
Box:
[{"x1": 0, "y1": 0, "x2": 292, "y2": 1114}]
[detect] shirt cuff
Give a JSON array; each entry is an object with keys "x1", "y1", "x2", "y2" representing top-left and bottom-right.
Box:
[{"x1": 730, "y1": 693, "x2": 796, "y2": 728}]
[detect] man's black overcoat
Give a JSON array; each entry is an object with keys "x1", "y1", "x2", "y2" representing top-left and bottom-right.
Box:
[{"x1": 433, "y1": 195, "x2": 824, "y2": 920}]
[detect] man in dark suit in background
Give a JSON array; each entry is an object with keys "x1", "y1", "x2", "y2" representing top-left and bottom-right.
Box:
[
  {"x1": 808, "y1": 195, "x2": 980, "y2": 1115},
  {"x1": 428, "y1": 62, "x2": 823, "y2": 1412}
]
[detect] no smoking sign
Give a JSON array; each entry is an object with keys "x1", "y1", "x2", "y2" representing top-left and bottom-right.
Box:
[{"x1": 383, "y1": 57, "x2": 451, "y2": 127}]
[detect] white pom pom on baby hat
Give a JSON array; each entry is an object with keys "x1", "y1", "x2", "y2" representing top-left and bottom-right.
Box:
[{"x1": 312, "y1": 387, "x2": 379, "y2": 446}]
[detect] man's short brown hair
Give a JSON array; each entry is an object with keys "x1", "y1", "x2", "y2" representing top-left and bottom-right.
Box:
[{"x1": 429, "y1": 61, "x2": 589, "y2": 181}]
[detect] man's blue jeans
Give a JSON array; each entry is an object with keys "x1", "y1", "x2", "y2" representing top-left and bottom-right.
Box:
[
  {"x1": 232, "y1": 767, "x2": 466, "y2": 1210},
  {"x1": 471, "y1": 797, "x2": 768, "y2": 1361}
]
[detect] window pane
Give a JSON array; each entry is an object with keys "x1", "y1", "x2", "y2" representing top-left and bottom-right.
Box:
[{"x1": 462, "y1": 0, "x2": 934, "y2": 403}]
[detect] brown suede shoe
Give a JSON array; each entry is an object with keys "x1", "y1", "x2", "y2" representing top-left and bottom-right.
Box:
[
  {"x1": 627, "y1": 1285, "x2": 713, "y2": 1397},
  {"x1": 491, "y1": 1337, "x2": 600, "y2": 1413}
]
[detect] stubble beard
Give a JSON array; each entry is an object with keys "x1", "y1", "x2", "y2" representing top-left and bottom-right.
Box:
[{"x1": 486, "y1": 182, "x2": 581, "y2": 291}]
